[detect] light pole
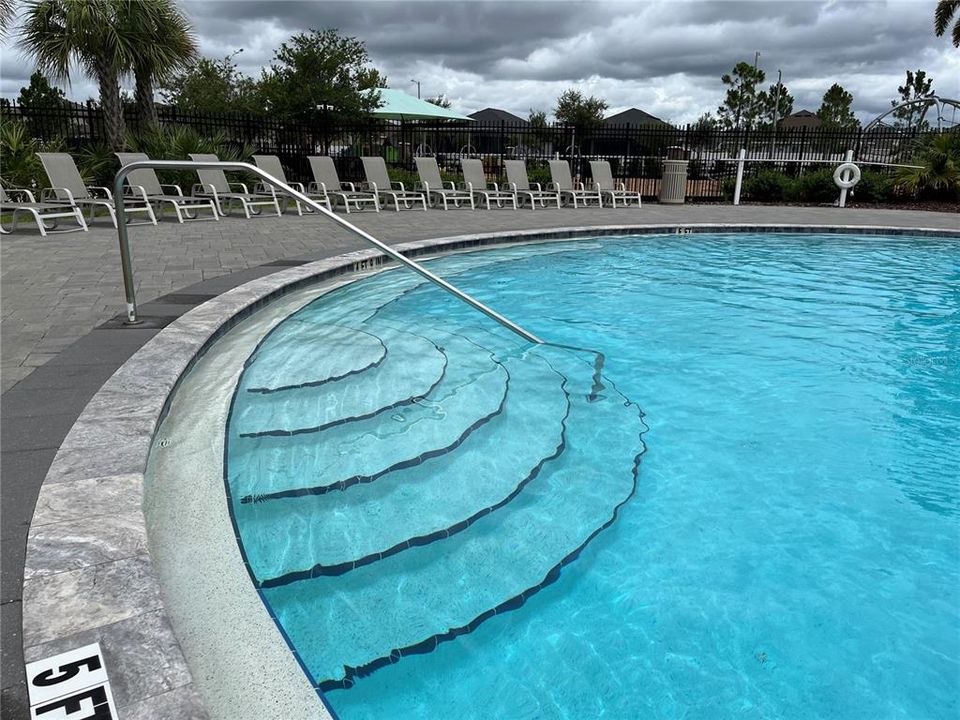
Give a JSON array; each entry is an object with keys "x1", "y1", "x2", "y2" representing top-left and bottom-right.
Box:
[
  {"x1": 771, "y1": 69, "x2": 783, "y2": 129},
  {"x1": 411, "y1": 79, "x2": 421, "y2": 99}
]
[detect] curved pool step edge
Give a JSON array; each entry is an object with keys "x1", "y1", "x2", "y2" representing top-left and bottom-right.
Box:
[
  {"x1": 258, "y1": 375, "x2": 572, "y2": 586},
  {"x1": 233, "y1": 335, "x2": 510, "y2": 503},
  {"x1": 235, "y1": 334, "x2": 448, "y2": 438},
  {"x1": 237, "y1": 351, "x2": 569, "y2": 581},
  {"x1": 319, "y1": 398, "x2": 648, "y2": 692},
  {"x1": 244, "y1": 324, "x2": 388, "y2": 394}
]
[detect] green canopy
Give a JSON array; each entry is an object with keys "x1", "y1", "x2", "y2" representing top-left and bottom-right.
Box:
[{"x1": 365, "y1": 88, "x2": 474, "y2": 121}]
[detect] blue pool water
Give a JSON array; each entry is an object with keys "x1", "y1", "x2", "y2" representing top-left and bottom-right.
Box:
[{"x1": 225, "y1": 233, "x2": 959, "y2": 719}]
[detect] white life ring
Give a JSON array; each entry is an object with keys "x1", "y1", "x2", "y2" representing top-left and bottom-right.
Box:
[{"x1": 833, "y1": 162, "x2": 861, "y2": 189}]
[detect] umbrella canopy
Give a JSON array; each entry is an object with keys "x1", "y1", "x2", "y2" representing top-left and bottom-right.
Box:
[{"x1": 365, "y1": 88, "x2": 474, "y2": 121}]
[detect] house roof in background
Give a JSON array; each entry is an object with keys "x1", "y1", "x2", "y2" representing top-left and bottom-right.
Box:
[
  {"x1": 468, "y1": 107, "x2": 528, "y2": 124},
  {"x1": 779, "y1": 109, "x2": 823, "y2": 128},
  {"x1": 603, "y1": 107, "x2": 669, "y2": 126}
]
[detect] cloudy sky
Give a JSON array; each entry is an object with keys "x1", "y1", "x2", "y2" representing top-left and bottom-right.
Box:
[{"x1": 1, "y1": 0, "x2": 958, "y2": 125}]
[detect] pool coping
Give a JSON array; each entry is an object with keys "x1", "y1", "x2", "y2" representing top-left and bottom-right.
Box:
[{"x1": 18, "y1": 223, "x2": 960, "y2": 719}]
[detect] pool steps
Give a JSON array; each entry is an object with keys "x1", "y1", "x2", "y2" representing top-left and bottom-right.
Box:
[
  {"x1": 234, "y1": 328, "x2": 447, "y2": 438},
  {"x1": 229, "y1": 333, "x2": 509, "y2": 503},
  {"x1": 238, "y1": 353, "x2": 568, "y2": 583},
  {"x1": 225, "y1": 295, "x2": 647, "y2": 693}
]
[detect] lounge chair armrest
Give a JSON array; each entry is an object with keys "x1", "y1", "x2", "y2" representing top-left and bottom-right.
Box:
[
  {"x1": 444, "y1": 181, "x2": 457, "y2": 191},
  {"x1": 310, "y1": 181, "x2": 329, "y2": 194},
  {"x1": 123, "y1": 185, "x2": 150, "y2": 201},
  {"x1": 576, "y1": 182, "x2": 586, "y2": 192},
  {"x1": 533, "y1": 182, "x2": 543, "y2": 191},
  {"x1": 618, "y1": 182, "x2": 626, "y2": 191},
  {"x1": 391, "y1": 181, "x2": 405, "y2": 192},
  {"x1": 41, "y1": 187, "x2": 75, "y2": 203},
  {"x1": 490, "y1": 182, "x2": 500, "y2": 192},
  {"x1": 414, "y1": 181, "x2": 427, "y2": 192},
  {"x1": 160, "y1": 184, "x2": 185, "y2": 197},
  {"x1": 192, "y1": 183, "x2": 216, "y2": 196},
  {"x1": 340, "y1": 182, "x2": 356, "y2": 191},
  {"x1": 508, "y1": 182, "x2": 518, "y2": 192},
  {"x1": 5, "y1": 188, "x2": 37, "y2": 202},
  {"x1": 227, "y1": 182, "x2": 250, "y2": 194},
  {"x1": 285, "y1": 181, "x2": 305, "y2": 193},
  {"x1": 365, "y1": 181, "x2": 378, "y2": 193},
  {"x1": 87, "y1": 186, "x2": 113, "y2": 199}
]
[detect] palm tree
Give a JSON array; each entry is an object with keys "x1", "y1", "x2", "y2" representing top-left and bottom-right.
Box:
[
  {"x1": 935, "y1": 0, "x2": 960, "y2": 47},
  {"x1": 119, "y1": 0, "x2": 196, "y2": 130},
  {"x1": 0, "y1": 0, "x2": 17, "y2": 40},
  {"x1": 19, "y1": 0, "x2": 138, "y2": 149}
]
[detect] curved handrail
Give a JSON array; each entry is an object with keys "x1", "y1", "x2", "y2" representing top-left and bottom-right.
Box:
[{"x1": 113, "y1": 160, "x2": 543, "y2": 344}]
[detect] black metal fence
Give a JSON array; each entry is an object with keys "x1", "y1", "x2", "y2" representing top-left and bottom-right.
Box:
[{"x1": 1, "y1": 100, "x2": 929, "y2": 200}]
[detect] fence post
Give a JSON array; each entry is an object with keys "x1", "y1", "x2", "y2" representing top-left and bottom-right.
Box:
[
  {"x1": 499, "y1": 120, "x2": 505, "y2": 178},
  {"x1": 733, "y1": 147, "x2": 746, "y2": 205}
]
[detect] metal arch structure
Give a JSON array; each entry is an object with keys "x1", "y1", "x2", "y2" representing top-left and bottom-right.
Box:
[{"x1": 864, "y1": 95, "x2": 960, "y2": 132}]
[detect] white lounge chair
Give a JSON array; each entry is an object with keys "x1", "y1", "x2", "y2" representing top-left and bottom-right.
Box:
[
  {"x1": 414, "y1": 157, "x2": 474, "y2": 210},
  {"x1": 460, "y1": 159, "x2": 516, "y2": 210},
  {"x1": 504, "y1": 160, "x2": 561, "y2": 210},
  {"x1": 360, "y1": 157, "x2": 427, "y2": 211},
  {"x1": 116, "y1": 152, "x2": 218, "y2": 223},
  {"x1": 37, "y1": 152, "x2": 157, "y2": 228},
  {"x1": 189, "y1": 153, "x2": 282, "y2": 218},
  {"x1": 252, "y1": 155, "x2": 331, "y2": 215},
  {"x1": 548, "y1": 160, "x2": 603, "y2": 208},
  {"x1": 589, "y1": 160, "x2": 641, "y2": 208},
  {"x1": 308, "y1": 157, "x2": 379, "y2": 213},
  {"x1": 0, "y1": 184, "x2": 88, "y2": 236}
]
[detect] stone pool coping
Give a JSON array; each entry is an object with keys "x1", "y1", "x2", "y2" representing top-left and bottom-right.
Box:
[{"x1": 19, "y1": 223, "x2": 960, "y2": 718}]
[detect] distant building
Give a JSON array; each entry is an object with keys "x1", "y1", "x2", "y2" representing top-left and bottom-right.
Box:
[
  {"x1": 603, "y1": 108, "x2": 670, "y2": 126},
  {"x1": 468, "y1": 108, "x2": 528, "y2": 124},
  {"x1": 779, "y1": 110, "x2": 822, "y2": 129}
]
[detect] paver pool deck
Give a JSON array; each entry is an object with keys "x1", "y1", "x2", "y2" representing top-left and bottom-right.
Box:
[{"x1": 1, "y1": 204, "x2": 957, "y2": 718}]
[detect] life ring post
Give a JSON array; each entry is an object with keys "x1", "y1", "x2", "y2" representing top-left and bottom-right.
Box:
[{"x1": 833, "y1": 151, "x2": 860, "y2": 207}]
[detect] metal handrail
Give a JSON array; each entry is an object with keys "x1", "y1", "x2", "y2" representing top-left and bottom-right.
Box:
[{"x1": 113, "y1": 160, "x2": 543, "y2": 344}]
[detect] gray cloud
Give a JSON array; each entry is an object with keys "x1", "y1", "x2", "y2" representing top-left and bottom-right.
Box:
[{"x1": 1, "y1": 0, "x2": 957, "y2": 125}]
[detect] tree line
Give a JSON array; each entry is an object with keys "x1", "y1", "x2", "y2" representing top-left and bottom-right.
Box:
[{"x1": 4, "y1": 0, "x2": 957, "y2": 152}]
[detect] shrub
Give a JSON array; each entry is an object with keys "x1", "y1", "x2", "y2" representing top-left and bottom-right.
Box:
[
  {"x1": 743, "y1": 169, "x2": 792, "y2": 201},
  {"x1": 787, "y1": 168, "x2": 837, "y2": 203},
  {"x1": 894, "y1": 131, "x2": 960, "y2": 200},
  {"x1": 0, "y1": 119, "x2": 65, "y2": 190},
  {"x1": 126, "y1": 126, "x2": 256, "y2": 190},
  {"x1": 849, "y1": 170, "x2": 895, "y2": 204}
]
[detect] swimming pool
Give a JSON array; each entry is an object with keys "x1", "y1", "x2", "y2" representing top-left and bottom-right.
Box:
[{"x1": 223, "y1": 232, "x2": 958, "y2": 719}]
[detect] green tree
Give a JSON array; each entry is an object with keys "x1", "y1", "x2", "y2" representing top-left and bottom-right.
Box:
[
  {"x1": 717, "y1": 61, "x2": 766, "y2": 130},
  {"x1": 891, "y1": 69, "x2": 935, "y2": 129},
  {"x1": 258, "y1": 28, "x2": 385, "y2": 123},
  {"x1": 17, "y1": 70, "x2": 67, "y2": 106},
  {"x1": 159, "y1": 52, "x2": 262, "y2": 114},
  {"x1": 118, "y1": 0, "x2": 196, "y2": 130},
  {"x1": 17, "y1": 71, "x2": 68, "y2": 139},
  {"x1": 0, "y1": 0, "x2": 17, "y2": 39},
  {"x1": 425, "y1": 94, "x2": 451, "y2": 109},
  {"x1": 758, "y1": 81, "x2": 794, "y2": 128},
  {"x1": 19, "y1": 0, "x2": 139, "y2": 149},
  {"x1": 816, "y1": 83, "x2": 859, "y2": 129},
  {"x1": 553, "y1": 89, "x2": 608, "y2": 131},
  {"x1": 934, "y1": 0, "x2": 960, "y2": 47}
]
